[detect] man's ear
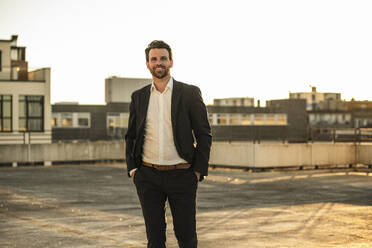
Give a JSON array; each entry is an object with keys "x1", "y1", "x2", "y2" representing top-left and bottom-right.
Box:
[{"x1": 170, "y1": 59, "x2": 173, "y2": 68}]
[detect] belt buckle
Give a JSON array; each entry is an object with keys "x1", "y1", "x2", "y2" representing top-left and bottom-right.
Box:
[
  {"x1": 165, "y1": 165, "x2": 175, "y2": 171},
  {"x1": 155, "y1": 164, "x2": 166, "y2": 171}
]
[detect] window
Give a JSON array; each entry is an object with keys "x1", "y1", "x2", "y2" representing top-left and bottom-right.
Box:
[
  {"x1": 77, "y1": 113, "x2": 90, "y2": 128},
  {"x1": 217, "y1": 114, "x2": 228, "y2": 125},
  {"x1": 78, "y1": 117, "x2": 89, "y2": 127},
  {"x1": 253, "y1": 114, "x2": 264, "y2": 125},
  {"x1": 108, "y1": 113, "x2": 120, "y2": 128},
  {"x1": 265, "y1": 114, "x2": 276, "y2": 125},
  {"x1": 276, "y1": 114, "x2": 287, "y2": 125},
  {"x1": 61, "y1": 113, "x2": 73, "y2": 127},
  {"x1": 51, "y1": 116, "x2": 57, "y2": 127},
  {"x1": 19, "y1": 95, "x2": 44, "y2": 132},
  {"x1": 0, "y1": 95, "x2": 12, "y2": 132},
  {"x1": 210, "y1": 113, "x2": 287, "y2": 126},
  {"x1": 52, "y1": 112, "x2": 90, "y2": 128},
  {"x1": 107, "y1": 113, "x2": 129, "y2": 128},
  {"x1": 11, "y1": 49, "x2": 18, "y2": 60},
  {"x1": 107, "y1": 113, "x2": 129, "y2": 137},
  {"x1": 241, "y1": 114, "x2": 252, "y2": 125},
  {"x1": 229, "y1": 114, "x2": 240, "y2": 125}
]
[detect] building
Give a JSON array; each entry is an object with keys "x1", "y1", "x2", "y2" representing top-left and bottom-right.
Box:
[
  {"x1": 305, "y1": 98, "x2": 372, "y2": 129},
  {"x1": 308, "y1": 110, "x2": 352, "y2": 128},
  {"x1": 52, "y1": 76, "x2": 151, "y2": 142},
  {"x1": 0, "y1": 35, "x2": 51, "y2": 144},
  {"x1": 208, "y1": 99, "x2": 308, "y2": 142},
  {"x1": 289, "y1": 86, "x2": 341, "y2": 111},
  {"x1": 266, "y1": 99, "x2": 308, "y2": 142},
  {"x1": 52, "y1": 102, "x2": 129, "y2": 141},
  {"x1": 213, "y1": 97, "x2": 254, "y2": 107},
  {"x1": 345, "y1": 100, "x2": 372, "y2": 128},
  {"x1": 105, "y1": 76, "x2": 151, "y2": 103},
  {"x1": 306, "y1": 99, "x2": 351, "y2": 128}
]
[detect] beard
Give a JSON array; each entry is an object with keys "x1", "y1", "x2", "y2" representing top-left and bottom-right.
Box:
[{"x1": 149, "y1": 65, "x2": 170, "y2": 79}]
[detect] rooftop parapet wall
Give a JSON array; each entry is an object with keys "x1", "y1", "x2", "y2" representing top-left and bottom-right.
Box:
[
  {"x1": 357, "y1": 143, "x2": 372, "y2": 164},
  {"x1": 210, "y1": 142, "x2": 356, "y2": 168},
  {"x1": 28, "y1": 68, "x2": 50, "y2": 82},
  {"x1": 0, "y1": 141, "x2": 124, "y2": 163},
  {"x1": 1, "y1": 141, "x2": 371, "y2": 168}
]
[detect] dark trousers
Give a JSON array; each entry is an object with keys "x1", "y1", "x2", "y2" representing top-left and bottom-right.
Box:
[{"x1": 134, "y1": 165, "x2": 198, "y2": 248}]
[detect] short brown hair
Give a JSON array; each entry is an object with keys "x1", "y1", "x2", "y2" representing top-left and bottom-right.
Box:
[{"x1": 145, "y1": 40, "x2": 173, "y2": 62}]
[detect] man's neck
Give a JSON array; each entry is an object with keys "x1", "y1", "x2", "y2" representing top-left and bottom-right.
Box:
[{"x1": 153, "y1": 75, "x2": 171, "y2": 93}]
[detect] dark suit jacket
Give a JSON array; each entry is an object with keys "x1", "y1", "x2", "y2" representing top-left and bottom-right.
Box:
[{"x1": 125, "y1": 79, "x2": 212, "y2": 180}]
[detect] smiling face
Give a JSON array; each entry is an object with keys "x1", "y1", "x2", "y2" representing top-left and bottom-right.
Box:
[{"x1": 146, "y1": 48, "x2": 173, "y2": 79}]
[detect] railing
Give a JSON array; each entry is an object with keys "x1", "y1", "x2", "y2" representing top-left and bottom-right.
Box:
[
  {"x1": 0, "y1": 66, "x2": 48, "y2": 82},
  {"x1": 0, "y1": 130, "x2": 52, "y2": 145},
  {"x1": 309, "y1": 128, "x2": 372, "y2": 143},
  {"x1": 211, "y1": 126, "x2": 372, "y2": 143}
]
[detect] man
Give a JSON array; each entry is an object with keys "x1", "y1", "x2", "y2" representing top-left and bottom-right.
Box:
[{"x1": 125, "y1": 40, "x2": 212, "y2": 248}]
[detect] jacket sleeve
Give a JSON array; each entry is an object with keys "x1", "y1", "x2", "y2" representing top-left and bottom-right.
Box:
[
  {"x1": 125, "y1": 93, "x2": 138, "y2": 177},
  {"x1": 188, "y1": 86, "x2": 212, "y2": 177}
]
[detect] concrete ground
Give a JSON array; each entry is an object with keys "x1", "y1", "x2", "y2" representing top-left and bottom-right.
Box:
[{"x1": 0, "y1": 163, "x2": 371, "y2": 248}]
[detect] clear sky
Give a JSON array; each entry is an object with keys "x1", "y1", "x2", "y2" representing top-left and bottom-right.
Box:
[{"x1": 1, "y1": 0, "x2": 372, "y2": 105}]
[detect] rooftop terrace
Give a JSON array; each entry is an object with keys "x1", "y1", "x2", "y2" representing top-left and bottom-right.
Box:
[{"x1": 1, "y1": 163, "x2": 371, "y2": 247}]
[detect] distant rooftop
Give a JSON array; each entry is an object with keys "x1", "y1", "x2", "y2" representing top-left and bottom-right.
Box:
[{"x1": 54, "y1": 102, "x2": 80, "y2": 105}]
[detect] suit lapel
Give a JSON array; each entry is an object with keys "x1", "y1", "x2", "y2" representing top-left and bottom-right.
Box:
[
  {"x1": 171, "y1": 79, "x2": 182, "y2": 132},
  {"x1": 138, "y1": 85, "x2": 151, "y2": 132}
]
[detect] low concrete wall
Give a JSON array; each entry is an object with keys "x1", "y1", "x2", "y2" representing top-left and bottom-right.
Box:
[
  {"x1": 254, "y1": 143, "x2": 312, "y2": 167},
  {"x1": 210, "y1": 142, "x2": 357, "y2": 168},
  {"x1": 0, "y1": 141, "x2": 371, "y2": 167},
  {"x1": 311, "y1": 143, "x2": 356, "y2": 166},
  {"x1": 209, "y1": 142, "x2": 255, "y2": 167},
  {"x1": 0, "y1": 141, "x2": 124, "y2": 163},
  {"x1": 358, "y1": 143, "x2": 372, "y2": 165},
  {"x1": 0, "y1": 132, "x2": 52, "y2": 145}
]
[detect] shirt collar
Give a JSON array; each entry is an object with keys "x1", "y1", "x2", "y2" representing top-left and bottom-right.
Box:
[{"x1": 151, "y1": 77, "x2": 173, "y2": 92}]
